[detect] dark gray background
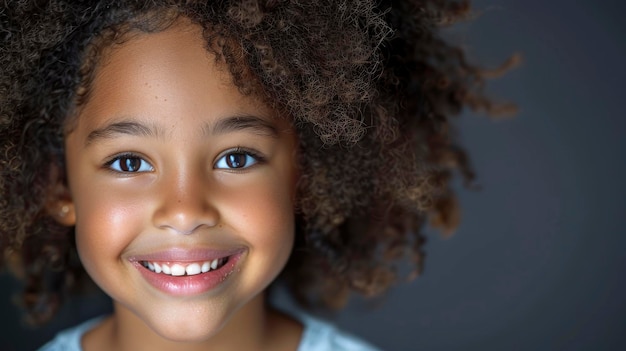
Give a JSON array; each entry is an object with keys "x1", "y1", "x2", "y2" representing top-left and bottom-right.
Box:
[{"x1": 1, "y1": 0, "x2": 625, "y2": 350}]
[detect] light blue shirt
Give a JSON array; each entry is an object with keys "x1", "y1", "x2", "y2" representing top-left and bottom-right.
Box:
[{"x1": 38, "y1": 313, "x2": 381, "y2": 351}]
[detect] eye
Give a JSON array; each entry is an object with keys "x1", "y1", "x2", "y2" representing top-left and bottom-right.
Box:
[
  {"x1": 107, "y1": 154, "x2": 154, "y2": 173},
  {"x1": 215, "y1": 150, "x2": 260, "y2": 169}
]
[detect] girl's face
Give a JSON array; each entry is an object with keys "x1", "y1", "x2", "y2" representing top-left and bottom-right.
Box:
[{"x1": 62, "y1": 21, "x2": 298, "y2": 341}]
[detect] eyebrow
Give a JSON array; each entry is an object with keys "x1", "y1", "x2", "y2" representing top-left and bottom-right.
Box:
[
  {"x1": 85, "y1": 115, "x2": 279, "y2": 146},
  {"x1": 86, "y1": 121, "x2": 160, "y2": 146},
  {"x1": 204, "y1": 114, "x2": 279, "y2": 138}
]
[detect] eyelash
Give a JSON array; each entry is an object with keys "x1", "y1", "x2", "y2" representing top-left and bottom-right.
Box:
[
  {"x1": 103, "y1": 148, "x2": 265, "y2": 174},
  {"x1": 104, "y1": 152, "x2": 154, "y2": 174},
  {"x1": 215, "y1": 147, "x2": 265, "y2": 170}
]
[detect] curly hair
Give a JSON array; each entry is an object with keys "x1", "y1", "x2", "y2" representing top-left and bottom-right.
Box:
[{"x1": 0, "y1": 0, "x2": 514, "y2": 324}]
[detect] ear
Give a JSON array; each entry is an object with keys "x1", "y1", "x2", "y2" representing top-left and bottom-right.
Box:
[{"x1": 45, "y1": 162, "x2": 76, "y2": 227}]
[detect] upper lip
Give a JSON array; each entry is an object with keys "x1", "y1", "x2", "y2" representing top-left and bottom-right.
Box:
[{"x1": 127, "y1": 247, "x2": 245, "y2": 263}]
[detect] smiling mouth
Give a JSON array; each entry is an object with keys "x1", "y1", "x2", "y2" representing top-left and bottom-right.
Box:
[{"x1": 140, "y1": 257, "x2": 229, "y2": 276}]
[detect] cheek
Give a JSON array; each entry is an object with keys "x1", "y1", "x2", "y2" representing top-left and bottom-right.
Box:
[
  {"x1": 221, "y1": 170, "x2": 297, "y2": 262},
  {"x1": 234, "y1": 183, "x2": 294, "y2": 244},
  {"x1": 73, "y1": 188, "x2": 147, "y2": 273}
]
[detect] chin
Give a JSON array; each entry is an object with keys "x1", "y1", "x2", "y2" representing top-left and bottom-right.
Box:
[
  {"x1": 132, "y1": 301, "x2": 232, "y2": 343},
  {"x1": 149, "y1": 314, "x2": 226, "y2": 343},
  {"x1": 158, "y1": 327, "x2": 218, "y2": 343}
]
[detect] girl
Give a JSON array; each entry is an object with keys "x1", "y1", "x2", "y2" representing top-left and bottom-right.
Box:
[{"x1": 0, "y1": 1, "x2": 508, "y2": 350}]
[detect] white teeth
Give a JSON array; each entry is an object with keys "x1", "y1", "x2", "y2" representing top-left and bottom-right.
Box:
[
  {"x1": 141, "y1": 258, "x2": 228, "y2": 276},
  {"x1": 162, "y1": 264, "x2": 171, "y2": 274},
  {"x1": 171, "y1": 264, "x2": 186, "y2": 276},
  {"x1": 186, "y1": 263, "x2": 201, "y2": 276},
  {"x1": 201, "y1": 261, "x2": 211, "y2": 273}
]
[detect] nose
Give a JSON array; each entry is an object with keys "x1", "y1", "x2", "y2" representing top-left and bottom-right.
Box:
[{"x1": 152, "y1": 167, "x2": 219, "y2": 234}]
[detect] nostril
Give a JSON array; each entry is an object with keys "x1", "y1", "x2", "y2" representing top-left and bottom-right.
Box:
[
  {"x1": 158, "y1": 222, "x2": 211, "y2": 236},
  {"x1": 152, "y1": 185, "x2": 219, "y2": 233}
]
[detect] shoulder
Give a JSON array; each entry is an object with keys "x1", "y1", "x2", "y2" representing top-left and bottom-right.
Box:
[
  {"x1": 297, "y1": 313, "x2": 382, "y2": 351},
  {"x1": 37, "y1": 317, "x2": 104, "y2": 351}
]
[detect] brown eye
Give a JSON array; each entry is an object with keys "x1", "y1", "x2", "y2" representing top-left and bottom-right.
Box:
[
  {"x1": 226, "y1": 153, "x2": 246, "y2": 168},
  {"x1": 108, "y1": 155, "x2": 154, "y2": 173},
  {"x1": 121, "y1": 157, "x2": 141, "y2": 172},
  {"x1": 215, "y1": 151, "x2": 258, "y2": 169}
]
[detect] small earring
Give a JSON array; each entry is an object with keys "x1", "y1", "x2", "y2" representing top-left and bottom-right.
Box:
[{"x1": 59, "y1": 205, "x2": 69, "y2": 217}]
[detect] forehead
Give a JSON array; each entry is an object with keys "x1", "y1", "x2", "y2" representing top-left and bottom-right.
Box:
[{"x1": 72, "y1": 19, "x2": 281, "y2": 136}]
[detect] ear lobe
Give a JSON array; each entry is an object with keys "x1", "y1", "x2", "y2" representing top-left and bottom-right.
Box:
[
  {"x1": 50, "y1": 200, "x2": 76, "y2": 226},
  {"x1": 45, "y1": 162, "x2": 76, "y2": 227}
]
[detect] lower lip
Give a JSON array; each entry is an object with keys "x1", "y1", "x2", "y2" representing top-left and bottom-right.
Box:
[{"x1": 133, "y1": 252, "x2": 244, "y2": 296}]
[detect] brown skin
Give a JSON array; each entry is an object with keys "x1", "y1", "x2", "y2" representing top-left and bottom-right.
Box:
[
  {"x1": 58, "y1": 20, "x2": 302, "y2": 350},
  {"x1": 1, "y1": 0, "x2": 510, "y2": 328},
  {"x1": 83, "y1": 306, "x2": 301, "y2": 351}
]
